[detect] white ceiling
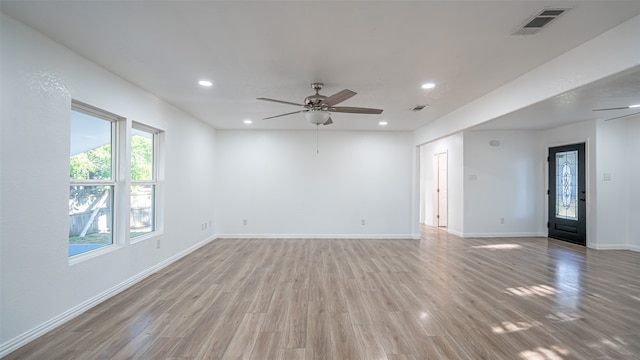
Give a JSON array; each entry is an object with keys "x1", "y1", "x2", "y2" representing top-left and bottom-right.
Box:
[{"x1": 2, "y1": 1, "x2": 640, "y2": 131}]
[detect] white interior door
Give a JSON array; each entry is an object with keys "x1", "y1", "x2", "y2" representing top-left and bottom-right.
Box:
[{"x1": 435, "y1": 152, "x2": 448, "y2": 227}]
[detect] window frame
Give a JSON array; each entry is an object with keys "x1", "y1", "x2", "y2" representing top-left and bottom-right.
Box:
[
  {"x1": 69, "y1": 101, "x2": 122, "y2": 260},
  {"x1": 129, "y1": 122, "x2": 160, "y2": 242}
]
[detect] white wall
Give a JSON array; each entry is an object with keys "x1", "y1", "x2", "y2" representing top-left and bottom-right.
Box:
[
  {"x1": 0, "y1": 14, "x2": 217, "y2": 353},
  {"x1": 215, "y1": 130, "x2": 414, "y2": 238},
  {"x1": 595, "y1": 119, "x2": 630, "y2": 249},
  {"x1": 463, "y1": 131, "x2": 545, "y2": 237},
  {"x1": 627, "y1": 116, "x2": 640, "y2": 251},
  {"x1": 419, "y1": 133, "x2": 464, "y2": 235}
]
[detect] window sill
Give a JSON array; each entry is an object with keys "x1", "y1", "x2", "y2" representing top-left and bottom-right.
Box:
[
  {"x1": 130, "y1": 230, "x2": 164, "y2": 245},
  {"x1": 68, "y1": 243, "x2": 121, "y2": 266}
]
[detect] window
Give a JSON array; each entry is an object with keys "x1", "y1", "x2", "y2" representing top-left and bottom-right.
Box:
[
  {"x1": 69, "y1": 104, "x2": 117, "y2": 257},
  {"x1": 69, "y1": 101, "x2": 163, "y2": 258},
  {"x1": 555, "y1": 150, "x2": 578, "y2": 220},
  {"x1": 130, "y1": 125, "x2": 157, "y2": 239}
]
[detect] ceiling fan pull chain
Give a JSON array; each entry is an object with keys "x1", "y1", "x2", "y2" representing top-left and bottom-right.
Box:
[{"x1": 316, "y1": 124, "x2": 320, "y2": 155}]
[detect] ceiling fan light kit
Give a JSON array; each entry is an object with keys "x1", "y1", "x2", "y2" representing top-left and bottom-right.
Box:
[
  {"x1": 257, "y1": 82, "x2": 383, "y2": 126},
  {"x1": 305, "y1": 109, "x2": 331, "y2": 125}
]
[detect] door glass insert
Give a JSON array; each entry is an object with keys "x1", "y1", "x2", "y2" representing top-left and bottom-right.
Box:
[{"x1": 555, "y1": 150, "x2": 578, "y2": 220}]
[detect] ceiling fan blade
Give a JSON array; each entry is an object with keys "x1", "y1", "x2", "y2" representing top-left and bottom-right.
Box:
[
  {"x1": 322, "y1": 117, "x2": 333, "y2": 126},
  {"x1": 604, "y1": 110, "x2": 640, "y2": 121},
  {"x1": 330, "y1": 106, "x2": 383, "y2": 114},
  {"x1": 263, "y1": 110, "x2": 304, "y2": 120},
  {"x1": 593, "y1": 106, "x2": 632, "y2": 111},
  {"x1": 322, "y1": 89, "x2": 356, "y2": 107},
  {"x1": 257, "y1": 97, "x2": 304, "y2": 107}
]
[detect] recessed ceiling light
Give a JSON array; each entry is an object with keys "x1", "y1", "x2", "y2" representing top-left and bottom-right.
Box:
[
  {"x1": 243, "y1": 120, "x2": 253, "y2": 124},
  {"x1": 630, "y1": 104, "x2": 640, "y2": 108},
  {"x1": 198, "y1": 80, "x2": 213, "y2": 87},
  {"x1": 421, "y1": 83, "x2": 435, "y2": 89},
  {"x1": 379, "y1": 121, "x2": 388, "y2": 126}
]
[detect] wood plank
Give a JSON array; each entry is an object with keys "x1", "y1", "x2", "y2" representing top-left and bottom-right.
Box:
[
  {"x1": 249, "y1": 331, "x2": 284, "y2": 360},
  {"x1": 221, "y1": 313, "x2": 264, "y2": 360}
]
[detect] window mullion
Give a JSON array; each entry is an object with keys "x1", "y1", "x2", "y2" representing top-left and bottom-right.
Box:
[
  {"x1": 131, "y1": 181, "x2": 156, "y2": 186},
  {"x1": 118, "y1": 118, "x2": 132, "y2": 245},
  {"x1": 70, "y1": 180, "x2": 116, "y2": 186}
]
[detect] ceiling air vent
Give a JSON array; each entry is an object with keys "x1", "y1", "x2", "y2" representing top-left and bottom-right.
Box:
[
  {"x1": 512, "y1": 8, "x2": 569, "y2": 36},
  {"x1": 411, "y1": 104, "x2": 429, "y2": 112}
]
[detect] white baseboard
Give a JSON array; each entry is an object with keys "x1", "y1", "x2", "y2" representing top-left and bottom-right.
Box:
[
  {"x1": 590, "y1": 243, "x2": 635, "y2": 251},
  {"x1": 445, "y1": 228, "x2": 463, "y2": 237},
  {"x1": 462, "y1": 232, "x2": 547, "y2": 238},
  {"x1": 0, "y1": 236, "x2": 216, "y2": 358},
  {"x1": 216, "y1": 233, "x2": 416, "y2": 240}
]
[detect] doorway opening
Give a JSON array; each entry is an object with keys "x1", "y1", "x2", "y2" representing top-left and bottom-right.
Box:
[{"x1": 419, "y1": 146, "x2": 448, "y2": 231}]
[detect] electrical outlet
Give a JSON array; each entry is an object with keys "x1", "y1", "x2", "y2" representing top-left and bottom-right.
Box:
[
  {"x1": 243, "y1": 219, "x2": 247, "y2": 226},
  {"x1": 361, "y1": 219, "x2": 366, "y2": 226},
  {"x1": 500, "y1": 217, "x2": 505, "y2": 224},
  {"x1": 156, "y1": 239, "x2": 161, "y2": 249}
]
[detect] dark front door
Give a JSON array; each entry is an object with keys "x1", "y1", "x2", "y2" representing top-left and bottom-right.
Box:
[{"x1": 548, "y1": 143, "x2": 586, "y2": 245}]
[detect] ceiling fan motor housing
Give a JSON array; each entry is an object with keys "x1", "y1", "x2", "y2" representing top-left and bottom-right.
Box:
[
  {"x1": 305, "y1": 94, "x2": 327, "y2": 107},
  {"x1": 305, "y1": 82, "x2": 327, "y2": 108}
]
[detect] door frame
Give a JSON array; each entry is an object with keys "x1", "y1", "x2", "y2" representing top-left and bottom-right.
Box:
[
  {"x1": 433, "y1": 152, "x2": 448, "y2": 227},
  {"x1": 544, "y1": 139, "x2": 591, "y2": 247}
]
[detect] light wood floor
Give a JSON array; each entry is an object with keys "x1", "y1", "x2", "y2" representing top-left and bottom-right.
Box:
[{"x1": 5, "y1": 227, "x2": 640, "y2": 359}]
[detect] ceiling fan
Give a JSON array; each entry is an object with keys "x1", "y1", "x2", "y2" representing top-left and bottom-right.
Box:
[
  {"x1": 257, "y1": 82, "x2": 383, "y2": 126},
  {"x1": 593, "y1": 104, "x2": 640, "y2": 121}
]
